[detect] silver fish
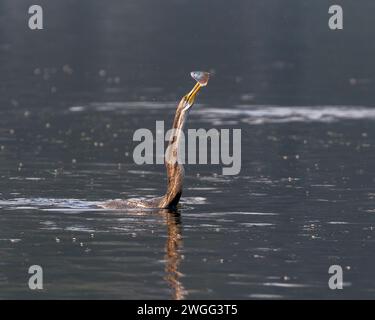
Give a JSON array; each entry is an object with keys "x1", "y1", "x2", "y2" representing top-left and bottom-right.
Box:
[{"x1": 191, "y1": 71, "x2": 210, "y2": 86}]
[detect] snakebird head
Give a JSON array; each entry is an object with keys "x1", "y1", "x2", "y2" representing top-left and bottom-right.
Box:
[{"x1": 185, "y1": 71, "x2": 210, "y2": 108}]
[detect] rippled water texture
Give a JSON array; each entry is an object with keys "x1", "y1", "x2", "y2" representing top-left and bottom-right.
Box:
[
  {"x1": 1, "y1": 0, "x2": 375, "y2": 299},
  {"x1": 1, "y1": 102, "x2": 375, "y2": 299}
]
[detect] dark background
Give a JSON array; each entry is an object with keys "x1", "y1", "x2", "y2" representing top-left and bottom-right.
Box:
[
  {"x1": 1, "y1": 1, "x2": 375, "y2": 299},
  {"x1": 0, "y1": 0, "x2": 374, "y2": 108}
]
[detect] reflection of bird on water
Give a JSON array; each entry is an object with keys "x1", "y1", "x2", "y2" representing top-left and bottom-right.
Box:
[
  {"x1": 100, "y1": 71, "x2": 210, "y2": 210},
  {"x1": 123, "y1": 208, "x2": 186, "y2": 299},
  {"x1": 163, "y1": 210, "x2": 186, "y2": 300}
]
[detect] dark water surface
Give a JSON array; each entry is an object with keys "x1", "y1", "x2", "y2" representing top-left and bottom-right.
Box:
[
  {"x1": 1, "y1": 0, "x2": 375, "y2": 299},
  {"x1": 1, "y1": 103, "x2": 375, "y2": 299}
]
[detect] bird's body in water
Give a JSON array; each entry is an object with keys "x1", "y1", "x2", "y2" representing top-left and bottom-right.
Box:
[{"x1": 100, "y1": 71, "x2": 210, "y2": 210}]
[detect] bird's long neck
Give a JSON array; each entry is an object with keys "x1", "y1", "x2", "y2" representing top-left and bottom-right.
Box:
[{"x1": 159, "y1": 98, "x2": 188, "y2": 208}]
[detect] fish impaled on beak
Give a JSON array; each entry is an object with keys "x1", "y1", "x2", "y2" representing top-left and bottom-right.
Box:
[
  {"x1": 191, "y1": 71, "x2": 210, "y2": 86},
  {"x1": 186, "y1": 71, "x2": 210, "y2": 106}
]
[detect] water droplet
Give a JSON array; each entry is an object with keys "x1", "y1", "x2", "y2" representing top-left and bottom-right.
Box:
[
  {"x1": 62, "y1": 64, "x2": 73, "y2": 75},
  {"x1": 34, "y1": 68, "x2": 41, "y2": 75},
  {"x1": 11, "y1": 99, "x2": 19, "y2": 107}
]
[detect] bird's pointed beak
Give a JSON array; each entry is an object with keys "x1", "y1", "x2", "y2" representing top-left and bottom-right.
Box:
[
  {"x1": 186, "y1": 71, "x2": 210, "y2": 106},
  {"x1": 186, "y1": 82, "x2": 202, "y2": 105}
]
